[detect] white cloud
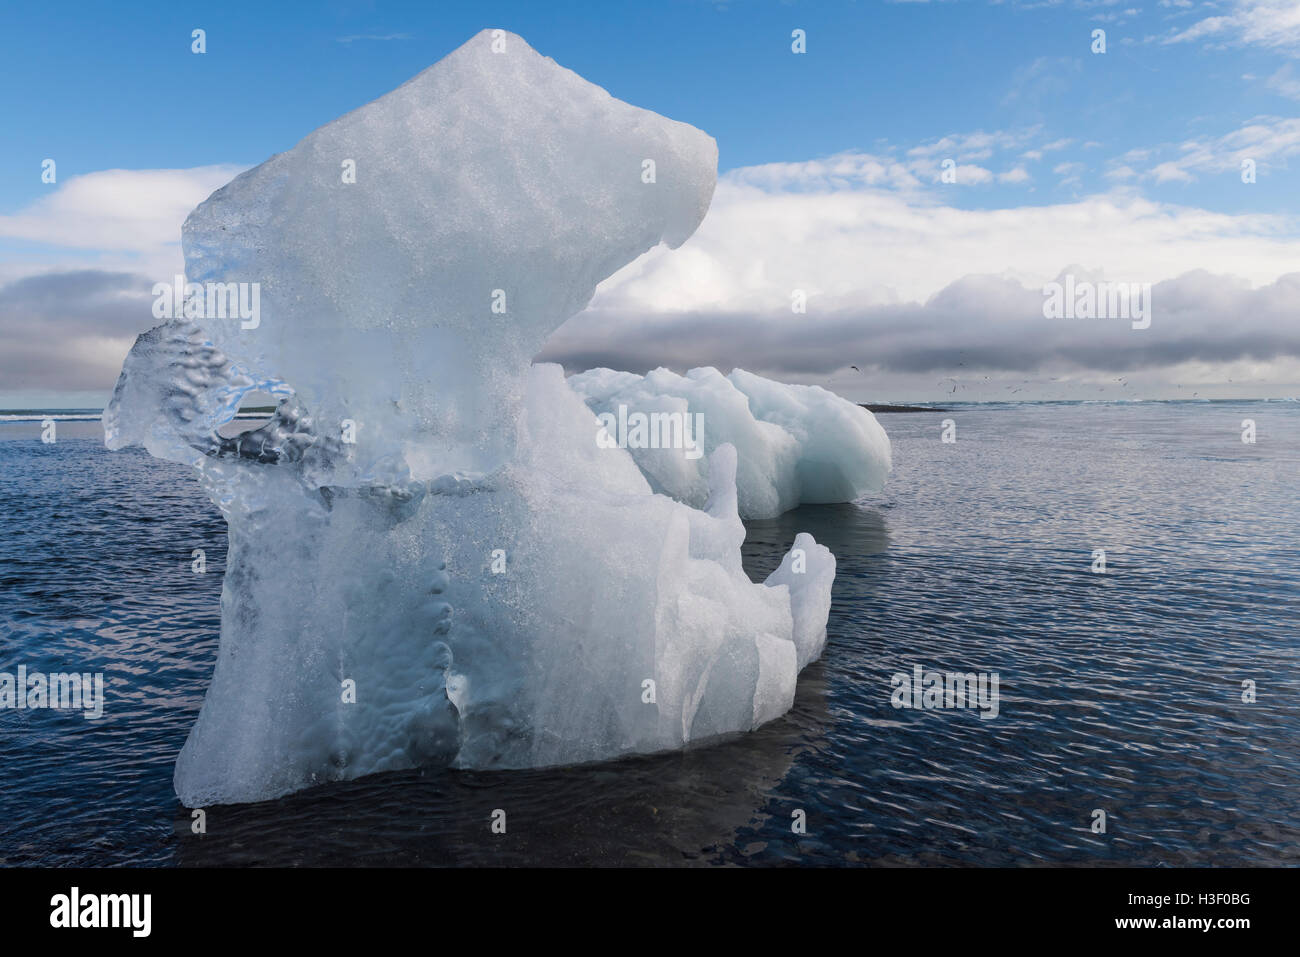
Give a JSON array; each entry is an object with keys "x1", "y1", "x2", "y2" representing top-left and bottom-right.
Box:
[
  {"x1": 1151, "y1": 161, "x2": 1196, "y2": 183},
  {"x1": 590, "y1": 163, "x2": 1300, "y2": 316},
  {"x1": 725, "y1": 153, "x2": 921, "y2": 191},
  {"x1": 730, "y1": 137, "x2": 1058, "y2": 191},
  {"x1": 751, "y1": 130, "x2": 1091, "y2": 194},
  {"x1": 952, "y1": 164, "x2": 995, "y2": 184},
  {"x1": 1266, "y1": 63, "x2": 1300, "y2": 99},
  {"x1": 553, "y1": 145, "x2": 1300, "y2": 400},
  {"x1": 0, "y1": 166, "x2": 246, "y2": 280},
  {"x1": 9, "y1": 153, "x2": 1300, "y2": 404},
  {"x1": 544, "y1": 265, "x2": 1300, "y2": 401},
  {"x1": 906, "y1": 128, "x2": 1040, "y2": 158},
  {"x1": 1116, "y1": 116, "x2": 1300, "y2": 183},
  {"x1": 1163, "y1": 1, "x2": 1300, "y2": 51}
]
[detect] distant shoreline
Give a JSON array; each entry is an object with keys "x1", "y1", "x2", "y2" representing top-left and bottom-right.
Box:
[
  {"x1": 1, "y1": 397, "x2": 1294, "y2": 424},
  {"x1": 862, "y1": 404, "x2": 949, "y2": 413}
]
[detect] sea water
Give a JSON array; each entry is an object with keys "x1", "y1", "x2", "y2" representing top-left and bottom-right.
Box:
[{"x1": 0, "y1": 400, "x2": 1296, "y2": 865}]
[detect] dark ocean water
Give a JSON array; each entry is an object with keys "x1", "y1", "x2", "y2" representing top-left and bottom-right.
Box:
[{"x1": 1, "y1": 401, "x2": 1297, "y2": 867}]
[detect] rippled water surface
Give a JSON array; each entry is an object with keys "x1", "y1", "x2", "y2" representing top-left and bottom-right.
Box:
[{"x1": 1, "y1": 402, "x2": 1297, "y2": 866}]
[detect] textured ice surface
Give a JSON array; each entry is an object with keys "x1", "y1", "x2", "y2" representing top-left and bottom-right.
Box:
[
  {"x1": 106, "y1": 30, "x2": 844, "y2": 806},
  {"x1": 568, "y1": 366, "x2": 891, "y2": 518}
]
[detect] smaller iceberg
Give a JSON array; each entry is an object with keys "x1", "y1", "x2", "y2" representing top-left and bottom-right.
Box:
[{"x1": 568, "y1": 367, "x2": 892, "y2": 519}]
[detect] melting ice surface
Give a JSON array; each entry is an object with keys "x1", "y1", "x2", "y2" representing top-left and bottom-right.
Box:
[{"x1": 105, "y1": 30, "x2": 888, "y2": 807}]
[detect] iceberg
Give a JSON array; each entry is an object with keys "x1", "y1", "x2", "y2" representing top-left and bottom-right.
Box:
[
  {"x1": 105, "y1": 29, "x2": 867, "y2": 807},
  {"x1": 569, "y1": 366, "x2": 891, "y2": 519}
]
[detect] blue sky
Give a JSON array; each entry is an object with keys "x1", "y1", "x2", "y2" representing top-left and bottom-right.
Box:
[
  {"x1": 2, "y1": 0, "x2": 1295, "y2": 212},
  {"x1": 2, "y1": 0, "x2": 1299, "y2": 405}
]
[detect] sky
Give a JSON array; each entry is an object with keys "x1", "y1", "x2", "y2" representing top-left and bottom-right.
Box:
[{"x1": 1, "y1": 0, "x2": 1299, "y2": 406}]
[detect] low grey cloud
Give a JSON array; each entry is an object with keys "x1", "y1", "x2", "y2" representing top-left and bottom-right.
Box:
[
  {"x1": 0, "y1": 270, "x2": 153, "y2": 392},
  {"x1": 539, "y1": 270, "x2": 1300, "y2": 379},
  {"x1": 4, "y1": 266, "x2": 1299, "y2": 403},
  {"x1": 5, "y1": 147, "x2": 1300, "y2": 406}
]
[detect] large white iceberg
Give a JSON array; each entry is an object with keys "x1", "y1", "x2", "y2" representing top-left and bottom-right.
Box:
[
  {"x1": 105, "y1": 29, "x2": 869, "y2": 807},
  {"x1": 568, "y1": 366, "x2": 891, "y2": 519}
]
